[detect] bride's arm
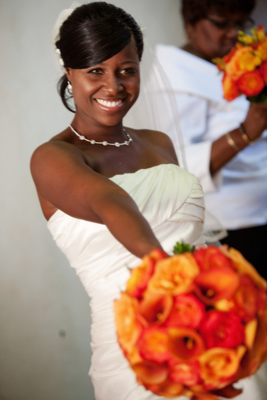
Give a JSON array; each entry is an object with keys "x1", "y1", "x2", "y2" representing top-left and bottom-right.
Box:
[{"x1": 31, "y1": 141, "x2": 163, "y2": 258}]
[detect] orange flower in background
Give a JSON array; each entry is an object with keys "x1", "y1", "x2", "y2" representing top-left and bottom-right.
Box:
[
  {"x1": 260, "y1": 60, "x2": 267, "y2": 84},
  {"x1": 114, "y1": 293, "x2": 143, "y2": 352},
  {"x1": 222, "y1": 74, "x2": 241, "y2": 101},
  {"x1": 237, "y1": 70, "x2": 265, "y2": 96},
  {"x1": 164, "y1": 294, "x2": 205, "y2": 329},
  {"x1": 225, "y1": 47, "x2": 261, "y2": 80},
  {"x1": 114, "y1": 243, "x2": 267, "y2": 399},
  {"x1": 214, "y1": 26, "x2": 267, "y2": 102},
  {"x1": 199, "y1": 311, "x2": 244, "y2": 349},
  {"x1": 254, "y1": 37, "x2": 267, "y2": 61},
  {"x1": 147, "y1": 253, "x2": 199, "y2": 295}
]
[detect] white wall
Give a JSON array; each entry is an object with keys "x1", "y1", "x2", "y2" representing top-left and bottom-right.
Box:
[
  {"x1": 0, "y1": 1, "x2": 183, "y2": 400},
  {"x1": 1, "y1": 0, "x2": 266, "y2": 399}
]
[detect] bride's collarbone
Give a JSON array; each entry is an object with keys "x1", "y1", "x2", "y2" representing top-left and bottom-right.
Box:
[{"x1": 79, "y1": 141, "x2": 174, "y2": 178}]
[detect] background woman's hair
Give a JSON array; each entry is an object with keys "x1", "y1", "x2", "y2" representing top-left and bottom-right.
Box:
[
  {"x1": 55, "y1": 1, "x2": 144, "y2": 112},
  {"x1": 181, "y1": 0, "x2": 256, "y2": 26}
]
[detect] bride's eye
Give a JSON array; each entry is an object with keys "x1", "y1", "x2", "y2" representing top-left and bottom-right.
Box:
[
  {"x1": 120, "y1": 68, "x2": 136, "y2": 76},
  {"x1": 88, "y1": 68, "x2": 103, "y2": 74}
]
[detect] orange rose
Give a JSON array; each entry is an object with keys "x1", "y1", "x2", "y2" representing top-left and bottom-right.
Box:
[
  {"x1": 222, "y1": 74, "x2": 241, "y2": 101},
  {"x1": 114, "y1": 293, "x2": 143, "y2": 352},
  {"x1": 168, "y1": 327, "x2": 205, "y2": 362},
  {"x1": 138, "y1": 326, "x2": 173, "y2": 363},
  {"x1": 232, "y1": 274, "x2": 258, "y2": 322},
  {"x1": 138, "y1": 292, "x2": 173, "y2": 325},
  {"x1": 169, "y1": 361, "x2": 202, "y2": 386},
  {"x1": 220, "y1": 246, "x2": 267, "y2": 290},
  {"x1": 145, "y1": 379, "x2": 184, "y2": 398},
  {"x1": 132, "y1": 360, "x2": 169, "y2": 385},
  {"x1": 126, "y1": 249, "x2": 167, "y2": 298},
  {"x1": 254, "y1": 37, "x2": 267, "y2": 61},
  {"x1": 193, "y1": 246, "x2": 234, "y2": 271},
  {"x1": 164, "y1": 294, "x2": 205, "y2": 329},
  {"x1": 260, "y1": 60, "x2": 267, "y2": 84},
  {"x1": 237, "y1": 70, "x2": 265, "y2": 97},
  {"x1": 199, "y1": 311, "x2": 244, "y2": 349},
  {"x1": 199, "y1": 348, "x2": 241, "y2": 389},
  {"x1": 194, "y1": 266, "x2": 240, "y2": 305},
  {"x1": 226, "y1": 47, "x2": 261, "y2": 80},
  {"x1": 147, "y1": 253, "x2": 199, "y2": 295}
]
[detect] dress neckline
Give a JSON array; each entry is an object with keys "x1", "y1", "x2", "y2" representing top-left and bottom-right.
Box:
[{"x1": 47, "y1": 164, "x2": 181, "y2": 224}]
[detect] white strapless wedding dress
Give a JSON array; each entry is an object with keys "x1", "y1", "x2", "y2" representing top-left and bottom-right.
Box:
[{"x1": 47, "y1": 164, "x2": 266, "y2": 400}]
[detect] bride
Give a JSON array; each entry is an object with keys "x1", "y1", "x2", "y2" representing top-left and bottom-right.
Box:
[{"x1": 30, "y1": 2, "x2": 264, "y2": 400}]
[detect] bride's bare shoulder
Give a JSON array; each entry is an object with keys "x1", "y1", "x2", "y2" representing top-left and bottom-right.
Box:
[{"x1": 128, "y1": 127, "x2": 176, "y2": 153}]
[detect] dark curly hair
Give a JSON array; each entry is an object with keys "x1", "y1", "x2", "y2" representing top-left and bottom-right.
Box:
[
  {"x1": 181, "y1": 0, "x2": 256, "y2": 26},
  {"x1": 55, "y1": 2, "x2": 143, "y2": 112}
]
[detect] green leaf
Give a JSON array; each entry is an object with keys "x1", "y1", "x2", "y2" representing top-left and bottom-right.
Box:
[{"x1": 173, "y1": 241, "x2": 195, "y2": 255}]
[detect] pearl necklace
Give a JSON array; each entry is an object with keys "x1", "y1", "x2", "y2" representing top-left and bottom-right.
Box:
[{"x1": 69, "y1": 124, "x2": 133, "y2": 147}]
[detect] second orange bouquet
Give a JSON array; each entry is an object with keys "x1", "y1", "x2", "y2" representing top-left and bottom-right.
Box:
[
  {"x1": 214, "y1": 26, "x2": 267, "y2": 103},
  {"x1": 114, "y1": 243, "x2": 267, "y2": 399}
]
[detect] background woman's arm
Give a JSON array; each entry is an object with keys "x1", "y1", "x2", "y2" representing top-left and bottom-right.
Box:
[{"x1": 210, "y1": 103, "x2": 267, "y2": 174}]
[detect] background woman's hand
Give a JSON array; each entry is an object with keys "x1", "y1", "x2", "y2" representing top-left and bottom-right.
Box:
[{"x1": 243, "y1": 103, "x2": 267, "y2": 141}]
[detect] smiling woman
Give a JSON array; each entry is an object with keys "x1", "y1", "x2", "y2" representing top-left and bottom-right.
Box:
[
  {"x1": 155, "y1": 0, "x2": 267, "y2": 277},
  {"x1": 30, "y1": 2, "x2": 205, "y2": 400}
]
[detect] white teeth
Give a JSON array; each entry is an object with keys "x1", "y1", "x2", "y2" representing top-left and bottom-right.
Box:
[{"x1": 96, "y1": 99, "x2": 122, "y2": 107}]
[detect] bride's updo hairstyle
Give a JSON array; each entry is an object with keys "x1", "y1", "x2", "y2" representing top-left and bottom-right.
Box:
[
  {"x1": 181, "y1": 0, "x2": 255, "y2": 26},
  {"x1": 55, "y1": 2, "x2": 144, "y2": 112}
]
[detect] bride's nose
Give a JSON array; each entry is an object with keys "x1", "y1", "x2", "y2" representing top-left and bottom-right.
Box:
[{"x1": 103, "y1": 74, "x2": 124, "y2": 94}]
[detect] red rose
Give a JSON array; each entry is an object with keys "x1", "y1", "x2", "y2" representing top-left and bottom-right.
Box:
[
  {"x1": 200, "y1": 311, "x2": 245, "y2": 349},
  {"x1": 222, "y1": 74, "x2": 241, "y2": 101},
  {"x1": 164, "y1": 294, "x2": 205, "y2": 329},
  {"x1": 260, "y1": 61, "x2": 267, "y2": 84},
  {"x1": 193, "y1": 246, "x2": 233, "y2": 271},
  {"x1": 237, "y1": 70, "x2": 265, "y2": 97},
  {"x1": 232, "y1": 274, "x2": 257, "y2": 322}
]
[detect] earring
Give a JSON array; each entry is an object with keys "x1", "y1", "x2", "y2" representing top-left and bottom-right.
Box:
[{"x1": 67, "y1": 80, "x2": 73, "y2": 95}]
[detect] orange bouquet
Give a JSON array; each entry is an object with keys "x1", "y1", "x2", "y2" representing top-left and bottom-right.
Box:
[
  {"x1": 214, "y1": 26, "x2": 267, "y2": 103},
  {"x1": 114, "y1": 243, "x2": 267, "y2": 399}
]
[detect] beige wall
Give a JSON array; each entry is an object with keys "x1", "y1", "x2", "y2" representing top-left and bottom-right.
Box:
[{"x1": 1, "y1": 0, "x2": 266, "y2": 399}]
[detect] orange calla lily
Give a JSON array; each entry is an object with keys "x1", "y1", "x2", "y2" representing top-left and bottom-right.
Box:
[
  {"x1": 194, "y1": 266, "x2": 240, "y2": 305},
  {"x1": 168, "y1": 327, "x2": 205, "y2": 362},
  {"x1": 139, "y1": 292, "x2": 173, "y2": 325}
]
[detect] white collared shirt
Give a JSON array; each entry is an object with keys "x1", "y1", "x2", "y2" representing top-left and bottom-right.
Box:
[{"x1": 155, "y1": 44, "x2": 267, "y2": 230}]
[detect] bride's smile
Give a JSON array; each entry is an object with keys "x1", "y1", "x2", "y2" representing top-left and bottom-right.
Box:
[{"x1": 65, "y1": 41, "x2": 140, "y2": 129}]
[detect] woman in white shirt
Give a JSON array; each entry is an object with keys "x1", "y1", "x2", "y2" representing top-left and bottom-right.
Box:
[{"x1": 155, "y1": 0, "x2": 267, "y2": 278}]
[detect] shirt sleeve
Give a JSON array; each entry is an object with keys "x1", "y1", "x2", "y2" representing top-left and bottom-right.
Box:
[{"x1": 174, "y1": 92, "x2": 248, "y2": 194}]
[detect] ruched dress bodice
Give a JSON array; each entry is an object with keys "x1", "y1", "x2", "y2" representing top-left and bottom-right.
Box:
[{"x1": 47, "y1": 164, "x2": 205, "y2": 400}]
